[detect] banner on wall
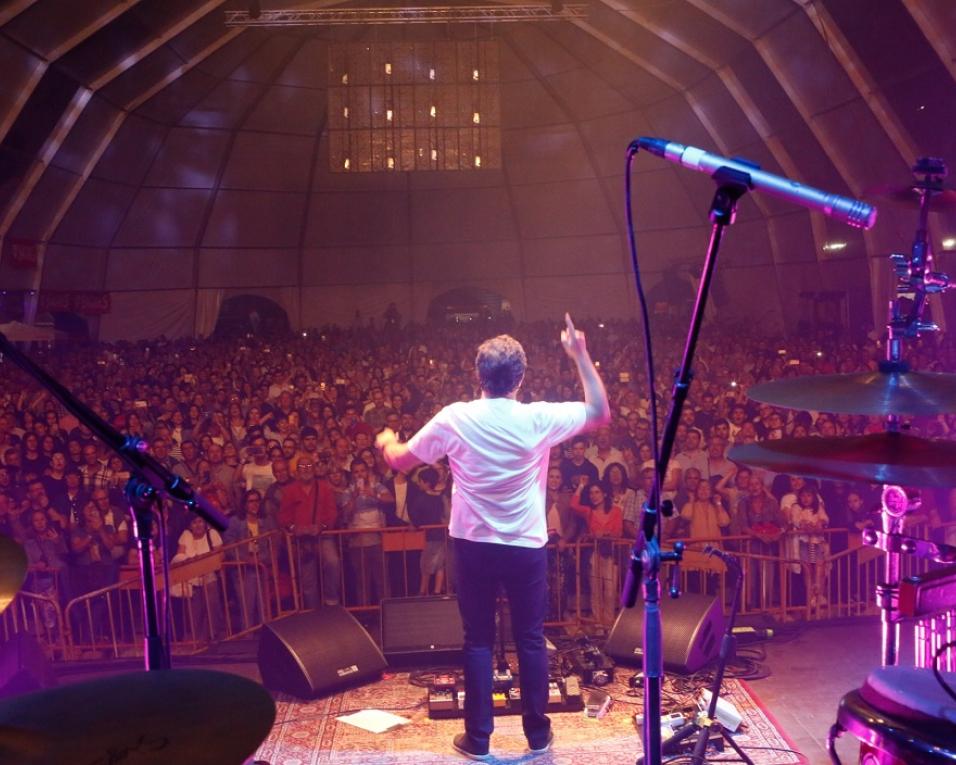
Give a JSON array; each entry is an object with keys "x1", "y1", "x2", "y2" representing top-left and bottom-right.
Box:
[
  {"x1": 36, "y1": 291, "x2": 111, "y2": 315},
  {"x1": 7, "y1": 239, "x2": 38, "y2": 269}
]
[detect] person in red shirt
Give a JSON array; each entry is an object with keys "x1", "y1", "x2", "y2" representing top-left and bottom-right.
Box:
[{"x1": 279, "y1": 460, "x2": 340, "y2": 608}]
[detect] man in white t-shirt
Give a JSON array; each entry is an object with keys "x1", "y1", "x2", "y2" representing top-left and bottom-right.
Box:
[{"x1": 377, "y1": 314, "x2": 609, "y2": 761}]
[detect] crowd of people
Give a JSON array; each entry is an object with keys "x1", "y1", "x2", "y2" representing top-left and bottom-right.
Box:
[{"x1": 2, "y1": 315, "x2": 955, "y2": 637}]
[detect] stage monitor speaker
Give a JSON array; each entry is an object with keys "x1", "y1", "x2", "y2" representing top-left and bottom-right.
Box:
[
  {"x1": 381, "y1": 595, "x2": 464, "y2": 665},
  {"x1": 0, "y1": 633, "x2": 57, "y2": 700},
  {"x1": 604, "y1": 592, "x2": 724, "y2": 674},
  {"x1": 257, "y1": 607, "x2": 386, "y2": 699}
]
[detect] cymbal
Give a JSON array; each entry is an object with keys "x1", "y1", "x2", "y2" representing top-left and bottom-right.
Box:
[
  {"x1": 0, "y1": 669, "x2": 276, "y2": 765},
  {"x1": 728, "y1": 433, "x2": 956, "y2": 487},
  {"x1": 747, "y1": 370, "x2": 956, "y2": 416},
  {"x1": 865, "y1": 182, "x2": 956, "y2": 210},
  {"x1": 0, "y1": 536, "x2": 27, "y2": 615}
]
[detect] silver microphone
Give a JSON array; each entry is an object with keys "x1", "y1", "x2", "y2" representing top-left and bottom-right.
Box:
[{"x1": 631, "y1": 137, "x2": 877, "y2": 230}]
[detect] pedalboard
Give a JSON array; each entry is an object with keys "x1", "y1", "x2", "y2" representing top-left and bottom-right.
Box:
[{"x1": 427, "y1": 673, "x2": 584, "y2": 719}]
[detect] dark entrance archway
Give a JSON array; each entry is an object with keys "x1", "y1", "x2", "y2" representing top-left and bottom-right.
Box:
[
  {"x1": 214, "y1": 294, "x2": 290, "y2": 338},
  {"x1": 427, "y1": 286, "x2": 513, "y2": 325}
]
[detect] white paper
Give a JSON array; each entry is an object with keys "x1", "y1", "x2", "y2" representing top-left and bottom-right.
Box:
[{"x1": 336, "y1": 708, "x2": 411, "y2": 734}]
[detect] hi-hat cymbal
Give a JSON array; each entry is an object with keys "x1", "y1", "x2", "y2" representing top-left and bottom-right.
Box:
[
  {"x1": 0, "y1": 536, "x2": 27, "y2": 615},
  {"x1": 865, "y1": 182, "x2": 956, "y2": 210},
  {"x1": 0, "y1": 669, "x2": 276, "y2": 765},
  {"x1": 728, "y1": 433, "x2": 956, "y2": 487},
  {"x1": 747, "y1": 370, "x2": 956, "y2": 416}
]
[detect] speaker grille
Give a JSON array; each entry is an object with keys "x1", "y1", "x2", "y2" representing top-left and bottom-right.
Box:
[{"x1": 381, "y1": 596, "x2": 464, "y2": 663}]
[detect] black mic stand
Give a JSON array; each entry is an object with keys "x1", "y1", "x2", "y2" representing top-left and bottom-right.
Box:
[
  {"x1": 623, "y1": 167, "x2": 751, "y2": 765},
  {"x1": 658, "y1": 547, "x2": 755, "y2": 765},
  {"x1": 0, "y1": 334, "x2": 228, "y2": 671}
]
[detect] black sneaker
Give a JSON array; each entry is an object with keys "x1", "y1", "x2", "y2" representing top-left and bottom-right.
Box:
[
  {"x1": 453, "y1": 733, "x2": 491, "y2": 761},
  {"x1": 528, "y1": 731, "x2": 554, "y2": 754}
]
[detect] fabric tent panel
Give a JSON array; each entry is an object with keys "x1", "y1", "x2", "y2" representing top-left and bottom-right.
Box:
[
  {"x1": 202, "y1": 190, "x2": 305, "y2": 248},
  {"x1": 221, "y1": 285, "x2": 299, "y2": 329},
  {"x1": 768, "y1": 122, "x2": 848, "y2": 194},
  {"x1": 509, "y1": 178, "x2": 618, "y2": 239},
  {"x1": 100, "y1": 44, "x2": 186, "y2": 110},
  {"x1": 113, "y1": 187, "x2": 212, "y2": 248},
  {"x1": 714, "y1": 263, "x2": 785, "y2": 333},
  {"x1": 197, "y1": 248, "x2": 298, "y2": 288},
  {"x1": 90, "y1": 114, "x2": 166, "y2": 186},
  {"x1": 0, "y1": 254, "x2": 37, "y2": 291},
  {"x1": 10, "y1": 164, "x2": 78, "y2": 241},
  {"x1": 220, "y1": 132, "x2": 315, "y2": 192},
  {"x1": 500, "y1": 79, "x2": 570, "y2": 129},
  {"x1": 686, "y1": 73, "x2": 765, "y2": 154},
  {"x1": 409, "y1": 186, "x2": 518, "y2": 244},
  {"x1": 180, "y1": 79, "x2": 264, "y2": 130},
  {"x1": 40, "y1": 245, "x2": 107, "y2": 290},
  {"x1": 52, "y1": 178, "x2": 136, "y2": 247},
  {"x1": 503, "y1": 123, "x2": 598, "y2": 185},
  {"x1": 1, "y1": 0, "x2": 122, "y2": 59},
  {"x1": 543, "y1": 67, "x2": 636, "y2": 121},
  {"x1": 586, "y1": 3, "x2": 711, "y2": 86},
  {"x1": 134, "y1": 65, "x2": 220, "y2": 124},
  {"x1": 406, "y1": 168, "x2": 507, "y2": 191},
  {"x1": 520, "y1": 274, "x2": 634, "y2": 321},
  {"x1": 0, "y1": 36, "x2": 43, "y2": 124},
  {"x1": 495, "y1": 34, "x2": 538, "y2": 84},
  {"x1": 229, "y1": 34, "x2": 299, "y2": 84},
  {"x1": 765, "y1": 210, "x2": 818, "y2": 265},
  {"x1": 275, "y1": 38, "x2": 327, "y2": 89},
  {"x1": 300, "y1": 284, "x2": 415, "y2": 328},
  {"x1": 759, "y1": 10, "x2": 859, "y2": 117},
  {"x1": 144, "y1": 127, "x2": 232, "y2": 189},
  {"x1": 304, "y1": 191, "x2": 410, "y2": 247},
  {"x1": 99, "y1": 289, "x2": 195, "y2": 342},
  {"x1": 243, "y1": 84, "x2": 326, "y2": 136},
  {"x1": 168, "y1": 9, "x2": 240, "y2": 61},
  {"x1": 716, "y1": 217, "x2": 775, "y2": 267},
  {"x1": 697, "y1": 0, "x2": 795, "y2": 39},
  {"x1": 881, "y1": 71, "x2": 956, "y2": 164},
  {"x1": 611, "y1": 165, "x2": 707, "y2": 232},
  {"x1": 521, "y1": 234, "x2": 625, "y2": 278},
  {"x1": 812, "y1": 100, "x2": 912, "y2": 192},
  {"x1": 624, "y1": 1, "x2": 750, "y2": 64},
  {"x1": 772, "y1": 261, "x2": 827, "y2": 331},
  {"x1": 624, "y1": 224, "x2": 714, "y2": 272},
  {"x1": 193, "y1": 29, "x2": 265, "y2": 79},
  {"x1": 641, "y1": 93, "x2": 717, "y2": 155},
  {"x1": 410, "y1": 240, "x2": 522, "y2": 282},
  {"x1": 104, "y1": 248, "x2": 194, "y2": 291},
  {"x1": 302, "y1": 245, "x2": 411, "y2": 286},
  {"x1": 502, "y1": 24, "x2": 582, "y2": 78},
  {"x1": 51, "y1": 95, "x2": 121, "y2": 176},
  {"x1": 577, "y1": 111, "x2": 655, "y2": 179}
]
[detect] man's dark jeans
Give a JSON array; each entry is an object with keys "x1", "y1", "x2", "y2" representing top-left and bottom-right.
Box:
[{"x1": 453, "y1": 537, "x2": 551, "y2": 750}]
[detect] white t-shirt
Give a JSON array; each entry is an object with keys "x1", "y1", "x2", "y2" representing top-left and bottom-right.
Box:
[{"x1": 407, "y1": 397, "x2": 587, "y2": 548}]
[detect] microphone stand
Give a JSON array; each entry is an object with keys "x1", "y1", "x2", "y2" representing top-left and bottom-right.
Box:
[
  {"x1": 0, "y1": 334, "x2": 228, "y2": 671},
  {"x1": 624, "y1": 167, "x2": 751, "y2": 765}
]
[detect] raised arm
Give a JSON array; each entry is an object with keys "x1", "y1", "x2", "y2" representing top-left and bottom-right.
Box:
[
  {"x1": 376, "y1": 429, "x2": 424, "y2": 474},
  {"x1": 561, "y1": 313, "x2": 610, "y2": 429}
]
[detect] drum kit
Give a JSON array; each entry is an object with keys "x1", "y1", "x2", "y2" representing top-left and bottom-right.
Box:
[
  {"x1": 728, "y1": 158, "x2": 956, "y2": 764},
  {"x1": 0, "y1": 534, "x2": 276, "y2": 764}
]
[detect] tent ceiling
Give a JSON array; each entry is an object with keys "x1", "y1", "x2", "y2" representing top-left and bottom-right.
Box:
[{"x1": 0, "y1": 0, "x2": 954, "y2": 339}]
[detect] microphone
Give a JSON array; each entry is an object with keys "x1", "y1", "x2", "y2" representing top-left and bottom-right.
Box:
[{"x1": 631, "y1": 137, "x2": 877, "y2": 230}]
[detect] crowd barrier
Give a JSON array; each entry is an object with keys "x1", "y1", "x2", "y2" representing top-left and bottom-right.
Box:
[{"x1": 3, "y1": 522, "x2": 953, "y2": 663}]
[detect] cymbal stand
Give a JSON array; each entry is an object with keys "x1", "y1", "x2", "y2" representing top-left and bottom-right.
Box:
[{"x1": 872, "y1": 157, "x2": 954, "y2": 666}]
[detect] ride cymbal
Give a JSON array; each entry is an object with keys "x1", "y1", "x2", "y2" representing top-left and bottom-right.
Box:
[
  {"x1": 747, "y1": 370, "x2": 956, "y2": 416},
  {"x1": 729, "y1": 432, "x2": 956, "y2": 487},
  {"x1": 0, "y1": 669, "x2": 276, "y2": 765}
]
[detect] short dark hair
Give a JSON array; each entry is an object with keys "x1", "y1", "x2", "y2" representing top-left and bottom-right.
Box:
[{"x1": 475, "y1": 335, "x2": 526, "y2": 397}]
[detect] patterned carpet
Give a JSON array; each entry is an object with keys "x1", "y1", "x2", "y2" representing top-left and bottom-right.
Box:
[{"x1": 254, "y1": 670, "x2": 806, "y2": 765}]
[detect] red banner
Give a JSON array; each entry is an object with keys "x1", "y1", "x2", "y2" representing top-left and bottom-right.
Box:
[
  {"x1": 8, "y1": 239, "x2": 38, "y2": 269},
  {"x1": 36, "y1": 291, "x2": 111, "y2": 315}
]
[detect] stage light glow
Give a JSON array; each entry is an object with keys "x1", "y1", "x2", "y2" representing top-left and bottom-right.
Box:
[
  {"x1": 943, "y1": 237, "x2": 956, "y2": 249},
  {"x1": 823, "y1": 241, "x2": 847, "y2": 252}
]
